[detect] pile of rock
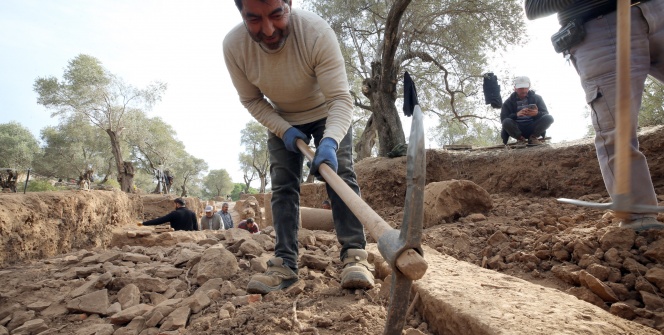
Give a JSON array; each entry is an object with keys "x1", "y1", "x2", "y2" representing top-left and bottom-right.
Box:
[
  {"x1": 462, "y1": 194, "x2": 664, "y2": 331},
  {"x1": 0, "y1": 225, "x2": 395, "y2": 335}
]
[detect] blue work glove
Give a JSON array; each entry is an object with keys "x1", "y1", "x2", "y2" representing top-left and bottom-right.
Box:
[
  {"x1": 310, "y1": 137, "x2": 338, "y2": 179},
  {"x1": 282, "y1": 127, "x2": 309, "y2": 153}
]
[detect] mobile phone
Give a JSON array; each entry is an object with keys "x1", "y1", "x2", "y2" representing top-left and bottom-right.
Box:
[{"x1": 528, "y1": 104, "x2": 537, "y2": 109}]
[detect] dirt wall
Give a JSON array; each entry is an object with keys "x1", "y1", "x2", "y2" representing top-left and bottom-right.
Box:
[
  {"x1": 355, "y1": 127, "x2": 664, "y2": 211},
  {"x1": 0, "y1": 190, "x2": 142, "y2": 267}
]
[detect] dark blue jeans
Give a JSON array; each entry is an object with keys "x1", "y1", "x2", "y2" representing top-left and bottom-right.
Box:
[{"x1": 268, "y1": 118, "x2": 366, "y2": 272}]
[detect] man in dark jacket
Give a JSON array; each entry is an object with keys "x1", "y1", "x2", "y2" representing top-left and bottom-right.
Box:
[
  {"x1": 501, "y1": 76, "x2": 554, "y2": 145},
  {"x1": 142, "y1": 198, "x2": 198, "y2": 231}
]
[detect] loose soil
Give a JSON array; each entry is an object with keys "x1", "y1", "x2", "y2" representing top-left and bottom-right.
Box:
[{"x1": 2, "y1": 127, "x2": 664, "y2": 334}]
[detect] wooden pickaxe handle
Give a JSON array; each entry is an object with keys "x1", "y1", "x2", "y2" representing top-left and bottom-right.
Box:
[
  {"x1": 297, "y1": 139, "x2": 427, "y2": 280},
  {"x1": 614, "y1": 0, "x2": 631, "y2": 220}
]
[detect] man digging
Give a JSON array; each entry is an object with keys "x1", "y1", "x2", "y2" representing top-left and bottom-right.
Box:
[{"x1": 224, "y1": 0, "x2": 374, "y2": 294}]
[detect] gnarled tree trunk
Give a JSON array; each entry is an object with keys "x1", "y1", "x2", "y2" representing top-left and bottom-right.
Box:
[
  {"x1": 106, "y1": 129, "x2": 133, "y2": 193},
  {"x1": 355, "y1": 115, "x2": 377, "y2": 161}
]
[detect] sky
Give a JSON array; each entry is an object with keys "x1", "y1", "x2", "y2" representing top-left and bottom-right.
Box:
[{"x1": 0, "y1": 1, "x2": 589, "y2": 186}]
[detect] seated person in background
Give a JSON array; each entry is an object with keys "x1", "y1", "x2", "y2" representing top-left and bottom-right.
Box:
[
  {"x1": 238, "y1": 218, "x2": 260, "y2": 234},
  {"x1": 200, "y1": 205, "x2": 224, "y2": 230},
  {"x1": 321, "y1": 199, "x2": 331, "y2": 210},
  {"x1": 141, "y1": 198, "x2": 198, "y2": 231},
  {"x1": 501, "y1": 76, "x2": 554, "y2": 145}
]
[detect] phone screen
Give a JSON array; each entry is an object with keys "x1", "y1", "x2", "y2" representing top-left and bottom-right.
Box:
[{"x1": 528, "y1": 104, "x2": 537, "y2": 109}]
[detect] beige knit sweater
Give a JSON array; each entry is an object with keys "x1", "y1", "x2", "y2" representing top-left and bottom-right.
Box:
[{"x1": 223, "y1": 9, "x2": 353, "y2": 145}]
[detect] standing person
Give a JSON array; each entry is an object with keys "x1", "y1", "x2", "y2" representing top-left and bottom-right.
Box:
[
  {"x1": 200, "y1": 205, "x2": 224, "y2": 230},
  {"x1": 238, "y1": 217, "x2": 260, "y2": 234},
  {"x1": 524, "y1": 0, "x2": 664, "y2": 231},
  {"x1": 224, "y1": 0, "x2": 374, "y2": 294},
  {"x1": 217, "y1": 202, "x2": 234, "y2": 230},
  {"x1": 500, "y1": 76, "x2": 554, "y2": 146},
  {"x1": 141, "y1": 198, "x2": 198, "y2": 231}
]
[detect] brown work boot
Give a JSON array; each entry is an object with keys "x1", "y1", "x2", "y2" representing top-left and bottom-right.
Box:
[
  {"x1": 619, "y1": 217, "x2": 664, "y2": 232},
  {"x1": 511, "y1": 136, "x2": 527, "y2": 148},
  {"x1": 528, "y1": 135, "x2": 543, "y2": 146},
  {"x1": 247, "y1": 257, "x2": 298, "y2": 294},
  {"x1": 340, "y1": 249, "x2": 375, "y2": 289}
]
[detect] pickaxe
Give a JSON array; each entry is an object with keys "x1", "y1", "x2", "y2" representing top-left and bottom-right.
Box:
[
  {"x1": 296, "y1": 71, "x2": 427, "y2": 335},
  {"x1": 559, "y1": 0, "x2": 664, "y2": 217}
]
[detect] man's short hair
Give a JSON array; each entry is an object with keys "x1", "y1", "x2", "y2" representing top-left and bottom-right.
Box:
[
  {"x1": 246, "y1": 218, "x2": 254, "y2": 224},
  {"x1": 222, "y1": 202, "x2": 229, "y2": 207},
  {"x1": 174, "y1": 198, "x2": 186, "y2": 206},
  {"x1": 234, "y1": 0, "x2": 291, "y2": 11}
]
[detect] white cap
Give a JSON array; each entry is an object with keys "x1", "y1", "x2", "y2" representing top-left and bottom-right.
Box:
[
  {"x1": 514, "y1": 76, "x2": 531, "y2": 89},
  {"x1": 204, "y1": 205, "x2": 213, "y2": 212}
]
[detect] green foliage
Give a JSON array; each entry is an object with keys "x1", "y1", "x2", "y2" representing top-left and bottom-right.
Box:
[
  {"x1": 639, "y1": 77, "x2": 664, "y2": 127},
  {"x1": 26, "y1": 179, "x2": 57, "y2": 192},
  {"x1": 431, "y1": 116, "x2": 501, "y2": 147},
  {"x1": 99, "y1": 178, "x2": 120, "y2": 190},
  {"x1": 203, "y1": 169, "x2": 234, "y2": 198},
  {"x1": 304, "y1": 0, "x2": 526, "y2": 153},
  {"x1": 170, "y1": 152, "x2": 208, "y2": 197},
  {"x1": 240, "y1": 121, "x2": 270, "y2": 193},
  {"x1": 0, "y1": 122, "x2": 40, "y2": 169},
  {"x1": 33, "y1": 115, "x2": 110, "y2": 180},
  {"x1": 33, "y1": 54, "x2": 167, "y2": 192},
  {"x1": 230, "y1": 183, "x2": 258, "y2": 200}
]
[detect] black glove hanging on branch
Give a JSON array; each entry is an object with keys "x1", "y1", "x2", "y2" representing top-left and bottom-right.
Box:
[
  {"x1": 483, "y1": 72, "x2": 502, "y2": 109},
  {"x1": 403, "y1": 71, "x2": 418, "y2": 117}
]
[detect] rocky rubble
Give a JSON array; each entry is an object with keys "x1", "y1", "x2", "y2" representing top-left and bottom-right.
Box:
[
  {"x1": 419, "y1": 192, "x2": 664, "y2": 332},
  {"x1": 0, "y1": 225, "x2": 426, "y2": 335}
]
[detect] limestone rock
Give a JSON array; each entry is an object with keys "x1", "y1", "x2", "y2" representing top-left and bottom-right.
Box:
[
  {"x1": 579, "y1": 270, "x2": 618, "y2": 303},
  {"x1": 300, "y1": 254, "x2": 330, "y2": 271},
  {"x1": 585, "y1": 263, "x2": 611, "y2": 282},
  {"x1": 644, "y1": 267, "x2": 664, "y2": 291},
  {"x1": 566, "y1": 286, "x2": 606, "y2": 309},
  {"x1": 640, "y1": 291, "x2": 664, "y2": 311},
  {"x1": 109, "y1": 304, "x2": 154, "y2": 325},
  {"x1": 608, "y1": 302, "x2": 637, "y2": 320},
  {"x1": 423, "y1": 180, "x2": 493, "y2": 227},
  {"x1": 644, "y1": 239, "x2": 664, "y2": 263},
  {"x1": 159, "y1": 306, "x2": 191, "y2": 331},
  {"x1": 70, "y1": 272, "x2": 113, "y2": 298},
  {"x1": 623, "y1": 257, "x2": 648, "y2": 276},
  {"x1": 195, "y1": 245, "x2": 238, "y2": 285},
  {"x1": 153, "y1": 266, "x2": 183, "y2": 279},
  {"x1": 66, "y1": 289, "x2": 110, "y2": 315},
  {"x1": 599, "y1": 227, "x2": 635, "y2": 251},
  {"x1": 118, "y1": 284, "x2": 141, "y2": 309},
  {"x1": 180, "y1": 292, "x2": 211, "y2": 314},
  {"x1": 10, "y1": 319, "x2": 48, "y2": 335},
  {"x1": 238, "y1": 239, "x2": 264, "y2": 257},
  {"x1": 7, "y1": 310, "x2": 35, "y2": 332},
  {"x1": 123, "y1": 253, "x2": 151, "y2": 263},
  {"x1": 195, "y1": 278, "x2": 225, "y2": 295},
  {"x1": 111, "y1": 277, "x2": 168, "y2": 293},
  {"x1": 172, "y1": 249, "x2": 201, "y2": 267},
  {"x1": 75, "y1": 323, "x2": 115, "y2": 335}
]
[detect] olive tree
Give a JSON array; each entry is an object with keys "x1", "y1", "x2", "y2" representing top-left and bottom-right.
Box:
[{"x1": 34, "y1": 54, "x2": 166, "y2": 192}]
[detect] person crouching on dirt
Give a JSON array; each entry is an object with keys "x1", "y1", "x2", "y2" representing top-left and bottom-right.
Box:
[
  {"x1": 238, "y1": 217, "x2": 260, "y2": 234},
  {"x1": 225, "y1": 0, "x2": 374, "y2": 294},
  {"x1": 141, "y1": 198, "x2": 198, "y2": 231},
  {"x1": 501, "y1": 76, "x2": 554, "y2": 146}
]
